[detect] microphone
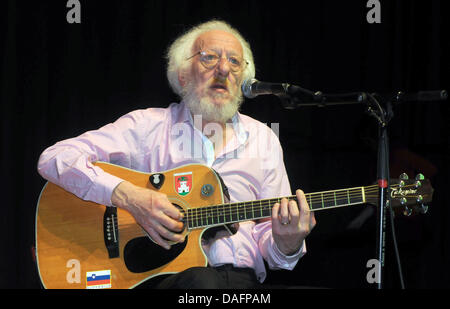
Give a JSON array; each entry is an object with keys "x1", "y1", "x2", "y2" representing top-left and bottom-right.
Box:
[
  {"x1": 242, "y1": 78, "x2": 321, "y2": 100},
  {"x1": 241, "y1": 78, "x2": 288, "y2": 98}
]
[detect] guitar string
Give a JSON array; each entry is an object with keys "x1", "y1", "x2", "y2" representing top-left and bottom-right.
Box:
[
  {"x1": 184, "y1": 184, "x2": 422, "y2": 224},
  {"x1": 185, "y1": 197, "x2": 373, "y2": 224},
  {"x1": 188, "y1": 183, "x2": 424, "y2": 223},
  {"x1": 185, "y1": 184, "x2": 382, "y2": 218},
  {"x1": 115, "y1": 184, "x2": 422, "y2": 231},
  {"x1": 113, "y1": 184, "x2": 416, "y2": 226},
  {"x1": 190, "y1": 183, "x2": 419, "y2": 212},
  {"x1": 184, "y1": 184, "x2": 410, "y2": 221}
]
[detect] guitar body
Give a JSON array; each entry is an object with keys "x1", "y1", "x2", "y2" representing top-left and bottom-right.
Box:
[{"x1": 35, "y1": 162, "x2": 225, "y2": 289}]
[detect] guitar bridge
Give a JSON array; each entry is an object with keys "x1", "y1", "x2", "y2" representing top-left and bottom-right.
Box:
[{"x1": 103, "y1": 207, "x2": 119, "y2": 258}]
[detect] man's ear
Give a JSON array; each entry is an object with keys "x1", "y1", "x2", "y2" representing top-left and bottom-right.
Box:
[{"x1": 178, "y1": 70, "x2": 187, "y2": 88}]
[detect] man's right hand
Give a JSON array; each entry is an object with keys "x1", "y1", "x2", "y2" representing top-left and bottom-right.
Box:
[{"x1": 111, "y1": 181, "x2": 185, "y2": 250}]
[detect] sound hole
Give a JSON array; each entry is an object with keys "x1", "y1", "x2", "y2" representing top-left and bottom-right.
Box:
[
  {"x1": 123, "y1": 203, "x2": 188, "y2": 273},
  {"x1": 124, "y1": 236, "x2": 188, "y2": 273}
]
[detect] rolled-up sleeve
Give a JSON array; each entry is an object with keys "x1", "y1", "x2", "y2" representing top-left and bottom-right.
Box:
[
  {"x1": 37, "y1": 111, "x2": 147, "y2": 206},
  {"x1": 253, "y1": 221, "x2": 306, "y2": 270}
]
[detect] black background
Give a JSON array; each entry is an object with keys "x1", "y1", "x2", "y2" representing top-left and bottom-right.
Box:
[{"x1": 1, "y1": 0, "x2": 448, "y2": 289}]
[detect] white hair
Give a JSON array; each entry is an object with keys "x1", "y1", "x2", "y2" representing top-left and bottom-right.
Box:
[{"x1": 166, "y1": 20, "x2": 256, "y2": 97}]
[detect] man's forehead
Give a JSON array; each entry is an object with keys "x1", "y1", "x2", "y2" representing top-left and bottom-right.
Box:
[{"x1": 194, "y1": 30, "x2": 243, "y2": 54}]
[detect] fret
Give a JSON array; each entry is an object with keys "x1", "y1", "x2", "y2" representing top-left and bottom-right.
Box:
[
  {"x1": 224, "y1": 204, "x2": 231, "y2": 223},
  {"x1": 187, "y1": 208, "x2": 194, "y2": 229},
  {"x1": 217, "y1": 204, "x2": 225, "y2": 224},
  {"x1": 195, "y1": 208, "x2": 201, "y2": 228},
  {"x1": 222, "y1": 203, "x2": 230, "y2": 223},
  {"x1": 211, "y1": 206, "x2": 218, "y2": 225},
  {"x1": 205, "y1": 207, "x2": 211, "y2": 226},
  {"x1": 349, "y1": 188, "x2": 364, "y2": 204},
  {"x1": 335, "y1": 189, "x2": 350, "y2": 206},
  {"x1": 322, "y1": 192, "x2": 336, "y2": 208},
  {"x1": 251, "y1": 201, "x2": 255, "y2": 220},
  {"x1": 188, "y1": 208, "x2": 193, "y2": 228},
  {"x1": 196, "y1": 209, "x2": 201, "y2": 226},
  {"x1": 245, "y1": 202, "x2": 253, "y2": 220},
  {"x1": 261, "y1": 200, "x2": 271, "y2": 217},
  {"x1": 359, "y1": 187, "x2": 365, "y2": 203},
  {"x1": 310, "y1": 193, "x2": 323, "y2": 210},
  {"x1": 201, "y1": 207, "x2": 208, "y2": 227},
  {"x1": 238, "y1": 203, "x2": 246, "y2": 221},
  {"x1": 230, "y1": 203, "x2": 237, "y2": 222}
]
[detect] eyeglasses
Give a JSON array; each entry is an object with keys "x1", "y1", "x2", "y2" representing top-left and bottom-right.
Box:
[{"x1": 187, "y1": 50, "x2": 248, "y2": 73}]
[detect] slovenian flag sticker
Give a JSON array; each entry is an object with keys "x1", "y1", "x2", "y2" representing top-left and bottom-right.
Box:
[{"x1": 86, "y1": 270, "x2": 112, "y2": 289}]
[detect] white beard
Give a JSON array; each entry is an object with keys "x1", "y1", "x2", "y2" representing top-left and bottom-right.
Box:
[{"x1": 182, "y1": 80, "x2": 244, "y2": 124}]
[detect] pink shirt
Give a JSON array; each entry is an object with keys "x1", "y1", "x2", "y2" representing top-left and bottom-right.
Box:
[{"x1": 37, "y1": 101, "x2": 306, "y2": 282}]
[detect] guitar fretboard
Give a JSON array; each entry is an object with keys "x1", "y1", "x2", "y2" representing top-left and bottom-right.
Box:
[{"x1": 186, "y1": 186, "x2": 370, "y2": 230}]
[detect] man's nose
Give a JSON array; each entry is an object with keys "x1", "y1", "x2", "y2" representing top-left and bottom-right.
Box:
[{"x1": 215, "y1": 56, "x2": 231, "y2": 77}]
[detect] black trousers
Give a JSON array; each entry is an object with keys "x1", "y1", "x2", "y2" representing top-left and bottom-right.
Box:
[
  {"x1": 154, "y1": 264, "x2": 261, "y2": 289},
  {"x1": 136, "y1": 265, "x2": 324, "y2": 289}
]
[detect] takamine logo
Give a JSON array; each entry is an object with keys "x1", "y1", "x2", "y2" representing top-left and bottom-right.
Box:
[{"x1": 390, "y1": 187, "x2": 417, "y2": 198}]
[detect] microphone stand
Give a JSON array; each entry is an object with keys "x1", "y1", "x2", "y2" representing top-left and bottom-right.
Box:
[
  {"x1": 277, "y1": 86, "x2": 447, "y2": 289},
  {"x1": 369, "y1": 93, "x2": 391, "y2": 290}
]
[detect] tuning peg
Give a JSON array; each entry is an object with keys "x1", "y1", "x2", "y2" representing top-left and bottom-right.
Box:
[
  {"x1": 415, "y1": 173, "x2": 425, "y2": 181},
  {"x1": 416, "y1": 195, "x2": 423, "y2": 203},
  {"x1": 420, "y1": 204, "x2": 429, "y2": 214},
  {"x1": 403, "y1": 206, "x2": 412, "y2": 217},
  {"x1": 399, "y1": 173, "x2": 409, "y2": 180}
]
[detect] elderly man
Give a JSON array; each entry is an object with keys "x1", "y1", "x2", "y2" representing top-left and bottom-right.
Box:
[{"x1": 38, "y1": 20, "x2": 316, "y2": 288}]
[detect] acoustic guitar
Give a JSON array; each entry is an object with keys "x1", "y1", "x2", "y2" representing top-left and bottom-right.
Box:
[{"x1": 35, "y1": 162, "x2": 433, "y2": 289}]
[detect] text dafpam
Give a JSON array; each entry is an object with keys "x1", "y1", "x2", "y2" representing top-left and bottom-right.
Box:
[{"x1": 177, "y1": 293, "x2": 270, "y2": 306}]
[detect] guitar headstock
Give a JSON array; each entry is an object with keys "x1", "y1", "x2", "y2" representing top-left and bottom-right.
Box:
[{"x1": 389, "y1": 173, "x2": 434, "y2": 216}]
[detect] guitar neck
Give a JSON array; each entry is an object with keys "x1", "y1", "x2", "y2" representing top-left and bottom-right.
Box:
[{"x1": 186, "y1": 184, "x2": 379, "y2": 230}]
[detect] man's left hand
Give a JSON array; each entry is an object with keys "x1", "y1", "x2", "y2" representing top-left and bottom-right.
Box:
[{"x1": 271, "y1": 189, "x2": 316, "y2": 255}]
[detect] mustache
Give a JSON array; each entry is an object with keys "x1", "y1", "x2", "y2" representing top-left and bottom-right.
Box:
[
  {"x1": 181, "y1": 78, "x2": 243, "y2": 101},
  {"x1": 209, "y1": 77, "x2": 228, "y2": 88},
  {"x1": 209, "y1": 79, "x2": 244, "y2": 99}
]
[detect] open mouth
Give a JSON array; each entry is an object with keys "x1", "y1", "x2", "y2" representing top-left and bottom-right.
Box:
[{"x1": 210, "y1": 83, "x2": 228, "y2": 92}]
